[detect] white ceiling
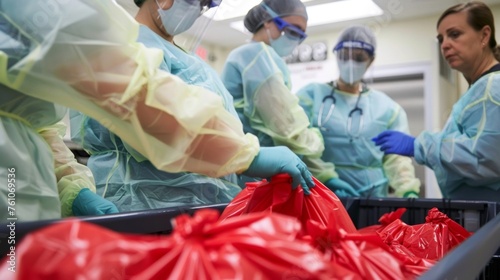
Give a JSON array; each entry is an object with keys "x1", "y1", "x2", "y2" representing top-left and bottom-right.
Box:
[{"x1": 116, "y1": 0, "x2": 500, "y2": 49}]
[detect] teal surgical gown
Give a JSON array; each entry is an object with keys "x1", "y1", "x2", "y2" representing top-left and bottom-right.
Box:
[
  {"x1": 298, "y1": 83, "x2": 420, "y2": 197},
  {"x1": 71, "y1": 25, "x2": 241, "y2": 212},
  {"x1": 221, "y1": 42, "x2": 324, "y2": 157},
  {"x1": 415, "y1": 71, "x2": 500, "y2": 201}
]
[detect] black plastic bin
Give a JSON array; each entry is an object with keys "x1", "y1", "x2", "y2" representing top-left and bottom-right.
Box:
[
  {"x1": 340, "y1": 198, "x2": 500, "y2": 280},
  {"x1": 0, "y1": 203, "x2": 228, "y2": 259},
  {"x1": 340, "y1": 197, "x2": 498, "y2": 232},
  {"x1": 0, "y1": 198, "x2": 498, "y2": 279}
]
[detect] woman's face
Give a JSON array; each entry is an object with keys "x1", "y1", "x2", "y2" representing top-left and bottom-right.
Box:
[{"x1": 437, "y1": 11, "x2": 487, "y2": 72}]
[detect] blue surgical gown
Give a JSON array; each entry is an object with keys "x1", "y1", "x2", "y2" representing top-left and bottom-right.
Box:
[
  {"x1": 415, "y1": 71, "x2": 500, "y2": 201},
  {"x1": 298, "y1": 83, "x2": 420, "y2": 197},
  {"x1": 71, "y1": 25, "x2": 241, "y2": 212}
]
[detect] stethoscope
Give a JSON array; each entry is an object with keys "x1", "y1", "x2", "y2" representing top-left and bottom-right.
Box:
[{"x1": 317, "y1": 81, "x2": 368, "y2": 139}]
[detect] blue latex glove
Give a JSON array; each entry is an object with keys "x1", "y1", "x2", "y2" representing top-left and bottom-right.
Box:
[
  {"x1": 371, "y1": 130, "x2": 416, "y2": 157},
  {"x1": 325, "y1": 178, "x2": 360, "y2": 197},
  {"x1": 72, "y1": 188, "x2": 119, "y2": 216},
  {"x1": 244, "y1": 147, "x2": 315, "y2": 195}
]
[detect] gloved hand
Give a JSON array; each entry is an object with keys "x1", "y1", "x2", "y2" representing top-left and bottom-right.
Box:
[
  {"x1": 403, "y1": 191, "x2": 419, "y2": 198},
  {"x1": 325, "y1": 178, "x2": 360, "y2": 197},
  {"x1": 243, "y1": 146, "x2": 315, "y2": 195},
  {"x1": 372, "y1": 130, "x2": 416, "y2": 157},
  {"x1": 72, "y1": 188, "x2": 119, "y2": 216}
]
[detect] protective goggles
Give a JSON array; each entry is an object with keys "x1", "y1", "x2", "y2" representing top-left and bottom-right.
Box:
[
  {"x1": 333, "y1": 40, "x2": 374, "y2": 62},
  {"x1": 261, "y1": 2, "x2": 307, "y2": 43},
  {"x1": 183, "y1": 0, "x2": 221, "y2": 13},
  {"x1": 200, "y1": 0, "x2": 221, "y2": 8},
  {"x1": 272, "y1": 16, "x2": 307, "y2": 43}
]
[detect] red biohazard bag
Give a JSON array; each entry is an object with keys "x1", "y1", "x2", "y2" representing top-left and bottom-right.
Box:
[
  {"x1": 378, "y1": 207, "x2": 472, "y2": 260},
  {"x1": 306, "y1": 212, "x2": 435, "y2": 280},
  {"x1": 306, "y1": 216, "x2": 408, "y2": 280},
  {"x1": 0, "y1": 210, "x2": 333, "y2": 280},
  {"x1": 388, "y1": 243, "x2": 437, "y2": 278},
  {"x1": 357, "y1": 208, "x2": 407, "y2": 234},
  {"x1": 219, "y1": 174, "x2": 356, "y2": 234},
  {"x1": 0, "y1": 220, "x2": 168, "y2": 280}
]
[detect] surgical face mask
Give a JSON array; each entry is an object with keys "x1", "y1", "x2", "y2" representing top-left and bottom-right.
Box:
[
  {"x1": 338, "y1": 59, "x2": 368, "y2": 84},
  {"x1": 266, "y1": 28, "x2": 301, "y2": 57},
  {"x1": 156, "y1": 0, "x2": 201, "y2": 36}
]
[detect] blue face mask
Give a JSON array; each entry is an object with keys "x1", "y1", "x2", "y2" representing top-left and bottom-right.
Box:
[
  {"x1": 156, "y1": 0, "x2": 201, "y2": 36},
  {"x1": 267, "y1": 28, "x2": 301, "y2": 57}
]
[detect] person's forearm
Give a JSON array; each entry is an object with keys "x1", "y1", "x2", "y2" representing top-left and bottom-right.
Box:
[
  {"x1": 59, "y1": 51, "x2": 260, "y2": 176},
  {"x1": 38, "y1": 122, "x2": 96, "y2": 217},
  {"x1": 382, "y1": 154, "x2": 420, "y2": 197},
  {"x1": 253, "y1": 76, "x2": 324, "y2": 156}
]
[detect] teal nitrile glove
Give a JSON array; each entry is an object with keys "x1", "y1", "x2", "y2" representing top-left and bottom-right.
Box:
[
  {"x1": 243, "y1": 146, "x2": 315, "y2": 195},
  {"x1": 403, "y1": 191, "x2": 419, "y2": 198},
  {"x1": 325, "y1": 178, "x2": 360, "y2": 197},
  {"x1": 372, "y1": 130, "x2": 416, "y2": 157},
  {"x1": 72, "y1": 188, "x2": 119, "y2": 216}
]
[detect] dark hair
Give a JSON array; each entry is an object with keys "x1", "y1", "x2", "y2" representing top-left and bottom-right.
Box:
[
  {"x1": 134, "y1": 0, "x2": 146, "y2": 7},
  {"x1": 437, "y1": 1, "x2": 500, "y2": 61}
]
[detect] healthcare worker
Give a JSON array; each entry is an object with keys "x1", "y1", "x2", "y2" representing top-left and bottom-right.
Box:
[
  {"x1": 68, "y1": 0, "x2": 316, "y2": 212},
  {"x1": 0, "y1": 85, "x2": 118, "y2": 221},
  {"x1": 221, "y1": 0, "x2": 337, "y2": 188},
  {"x1": 0, "y1": 0, "x2": 314, "y2": 219},
  {"x1": 297, "y1": 26, "x2": 421, "y2": 198},
  {"x1": 373, "y1": 1, "x2": 500, "y2": 201}
]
